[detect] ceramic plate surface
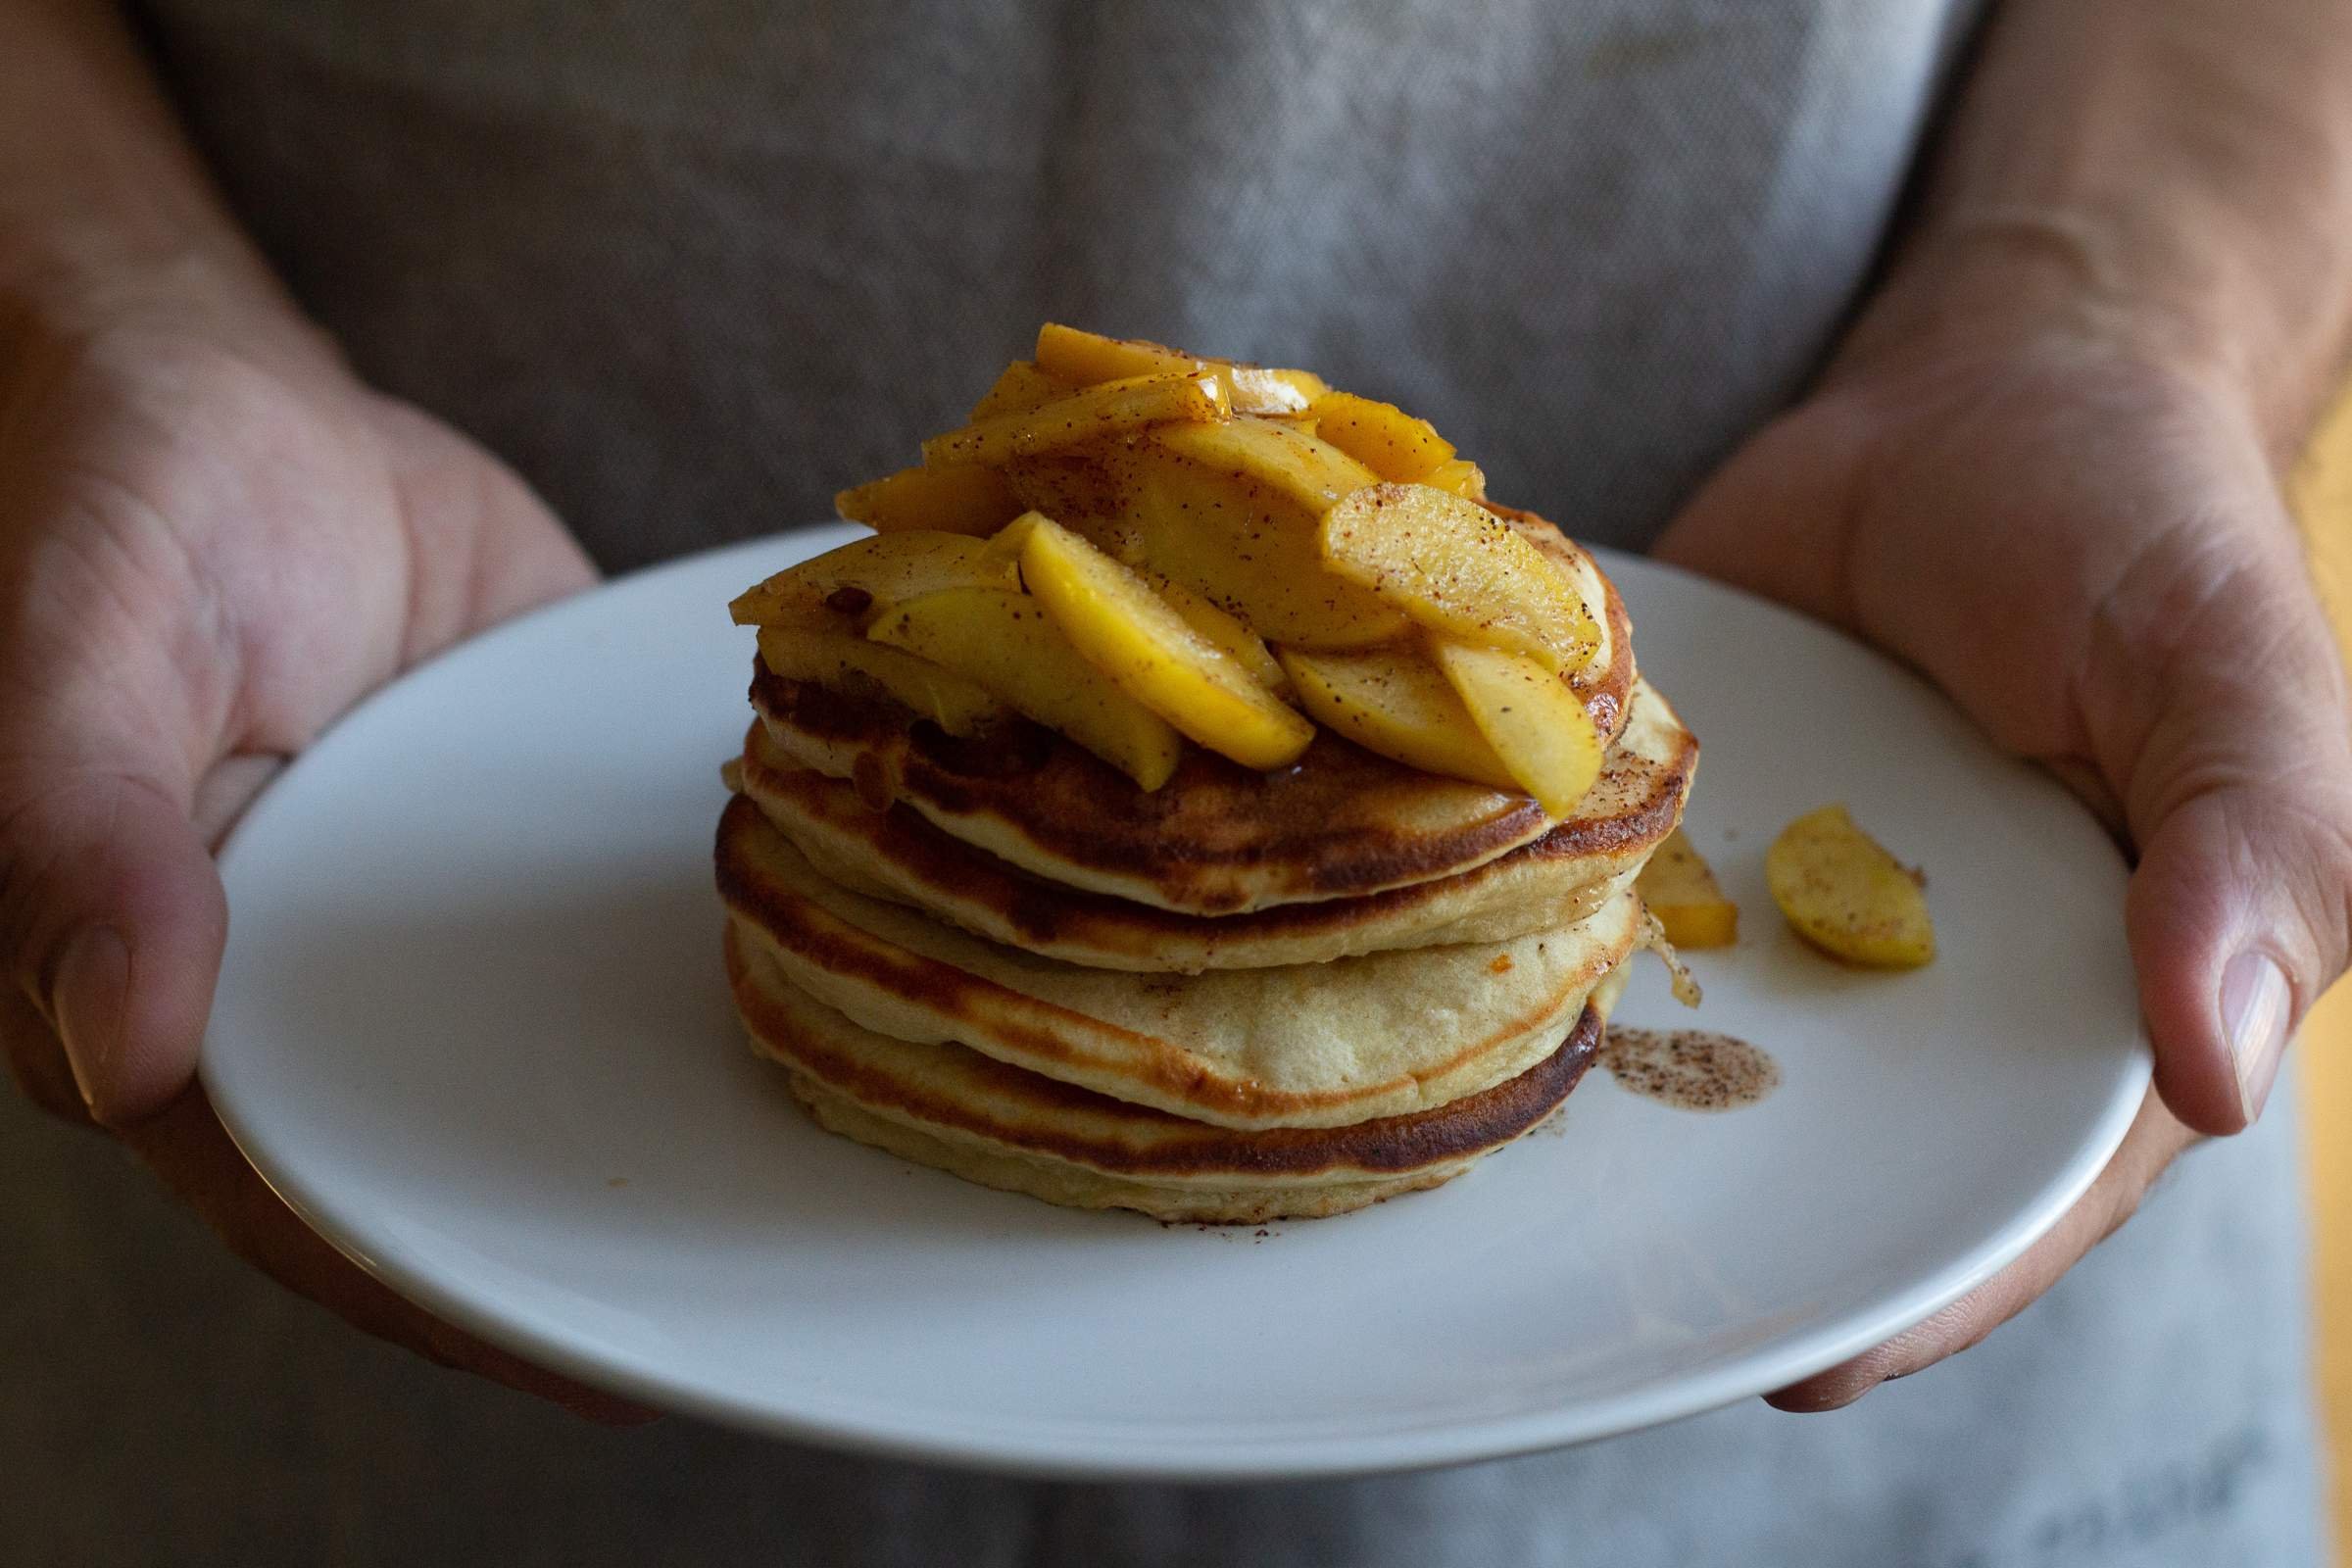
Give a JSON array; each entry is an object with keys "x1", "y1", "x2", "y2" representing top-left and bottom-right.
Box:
[{"x1": 201, "y1": 525, "x2": 2148, "y2": 1481}]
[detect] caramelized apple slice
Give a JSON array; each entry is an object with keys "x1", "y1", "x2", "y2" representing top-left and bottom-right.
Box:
[
  {"x1": 729, "y1": 533, "x2": 1015, "y2": 627},
  {"x1": 756, "y1": 626, "x2": 1012, "y2": 737},
  {"x1": 1015, "y1": 514, "x2": 1312, "y2": 770},
  {"x1": 1319, "y1": 483, "x2": 1599, "y2": 673},
  {"x1": 1419, "y1": 457, "x2": 1488, "y2": 500},
  {"x1": 867, "y1": 587, "x2": 1183, "y2": 789},
  {"x1": 834, "y1": 464, "x2": 1025, "y2": 536},
  {"x1": 1636, "y1": 827, "x2": 1740, "y2": 949},
  {"x1": 968, "y1": 360, "x2": 1076, "y2": 420},
  {"x1": 1766, "y1": 805, "x2": 1935, "y2": 968},
  {"x1": 1308, "y1": 391, "x2": 1455, "y2": 482},
  {"x1": 1152, "y1": 579, "x2": 1290, "y2": 694},
  {"x1": 922, "y1": 372, "x2": 1229, "y2": 467},
  {"x1": 1150, "y1": 416, "x2": 1375, "y2": 509},
  {"x1": 1276, "y1": 645, "x2": 1517, "y2": 791},
  {"x1": 1004, "y1": 416, "x2": 1402, "y2": 648},
  {"x1": 1429, "y1": 640, "x2": 1602, "y2": 815},
  {"x1": 1035, "y1": 323, "x2": 1329, "y2": 416}
]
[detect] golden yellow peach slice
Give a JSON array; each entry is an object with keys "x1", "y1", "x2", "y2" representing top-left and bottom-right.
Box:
[
  {"x1": 921, "y1": 371, "x2": 1230, "y2": 468},
  {"x1": 1418, "y1": 457, "x2": 1488, "y2": 500},
  {"x1": 834, "y1": 464, "x2": 1025, "y2": 536},
  {"x1": 867, "y1": 587, "x2": 1183, "y2": 789},
  {"x1": 1765, "y1": 805, "x2": 1936, "y2": 968},
  {"x1": 1428, "y1": 639, "x2": 1603, "y2": 816},
  {"x1": 1000, "y1": 416, "x2": 1403, "y2": 648},
  {"x1": 756, "y1": 625, "x2": 1012, "y2": 737},
  {"x1": 1308, "y1": 391, "x2": 1455, "y2": 482},
  {"x1": 1015, "y1": 515, "x2": 1312, "y2": 770},
  {"x1": 1035, "y1": 323, "x2": 1329, "y2": 416},
  {"x1": 1318, "y1": 483, "x2": 1599, "y2": 673},
  {"x1": 1635, "y1": 827, "x2": 1740, "y2": 949},
  {"x1": 1152, "y1": 579, "x2": 1290, "y2": 694},
  {"x1": 728, "y1": 532, "x2": 1015, "y2": 627},
  {"x1": 968, "y1": 360, "x2": 1076, "y2": 420},
  {"x1": 1276, "y1": 644, "x2": 1517, "y2": 791}
]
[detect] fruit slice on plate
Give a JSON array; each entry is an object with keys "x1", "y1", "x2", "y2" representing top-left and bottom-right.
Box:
[
  {"x1": 921, "y1": 372, "x2": 1231, "y2": 468},
  {"x1": 1636, "y1": 827, "x2": 1740, "y2": 949},
  {"x1": 1319, "y1": 483, "x2": 1599, "y2": 673},
  {"x1": 1766, "y1": 805, "x2": 1936, "y2": 968},
  {"x1": 1013, "y1": 514, "x2": 1313, "y2": 770},
  {"x1": 1277, "y1": 645, "x2": 1518, "y2": 792},
  {"x1": 1035, "y1": 322, "x2": 1328, "y2": 416},
  {"x1": 1428, "y1": 639, "x2": 1602, "y2": 816},
  {"x1": 756, "y1": 625, "x2": 1012, "y2": 738},
  {"x1": 730, "y1": 533, "x2": 1017, "y2": 627},
  {"x1": 868, "y1": 587, "x2": 1184, "y2": 790},
  {"x1": 1308, "y1": 391, "x2": 1455, "y2": 483},
  {"x1": 834, "y1": 464, "x2": 1026, "y2": 536}
]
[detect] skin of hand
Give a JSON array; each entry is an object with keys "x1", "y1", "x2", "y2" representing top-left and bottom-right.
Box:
[
  {"x1": 0, "y1": 272, "x2": 650, "y2": 1421},
  {"x1": 1657, "y1": 240, "x2": 2352, "y2": 1410}
]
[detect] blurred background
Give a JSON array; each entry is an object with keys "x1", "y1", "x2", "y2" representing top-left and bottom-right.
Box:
[{"x1": 2294, "y1": 389, "x2": 2352, "y2": 1564}]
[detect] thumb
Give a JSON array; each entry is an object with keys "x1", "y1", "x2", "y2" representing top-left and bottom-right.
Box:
[
  {"x1": 2102, "y1": 534, "x2": 2352, "y2": 1136},
  {"x1": 1, "y1": 760, "x2": 226, "y2": 1127}
]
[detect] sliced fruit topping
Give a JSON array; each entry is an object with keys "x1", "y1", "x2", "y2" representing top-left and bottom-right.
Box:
[
  {"x1": 756, "y1": 625, "x2": 1012, "y2": 737},
  {"x1": 1152, "y1": 578, "x2": 1289, "y2": 695},
  {"x1": 1015, "y1": 514, "x2": 1312, "y2": 770},
  {"x1": 1319, "y1": 483, "x2": 1598, "y2": 673},
  {"x1": 1418, "y1": 457, "x2": 1488, "y2": 500},
  {"x1": 1276, "y1": 645, "x2": 1517, "y2": 792},
  {"x1": 834, "y1": 463, "x2": 1025, "y2": 536},
  {"x1": 1035, "y1": 322, "x2": 1329, "y2": 416},
  {"x1": 922, "y1": 371, "x2": 1230, "y2": 468},
  {"x1": 730, "y1": 532, "x2": 1016, "y2": 627},
  {"x1": 1307, "y1": 391, "x2": 1455, "y2": 482},
  {"x1": 968, "y1": 360, "x2": 1076, "y2": 420},
  {"x1": 867, "y1": 587, "x2": 1183, "y2": 789},
  {"x1": 1428, "y1": 639, "x2": 1602, "y2": 816}
]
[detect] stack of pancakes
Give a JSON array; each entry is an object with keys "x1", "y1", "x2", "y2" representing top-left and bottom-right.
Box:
[{"x1": 717, "y1": 521, "x2": 1695, "y2": 1223}]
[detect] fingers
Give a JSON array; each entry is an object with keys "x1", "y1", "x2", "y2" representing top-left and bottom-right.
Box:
[
  {"x1": 1767, "y1": 1091, "x2": 2196, "y2": 1411},
  {"x1": 0, "y1": 763, "x2": 226, "y2": 1127},
  {"x1": 123, "y1": 1084, "x2": 658, "y2": 1425},
  {"x1": 2082, "y1": 516, "x2": 2352, "y2": 1135}
]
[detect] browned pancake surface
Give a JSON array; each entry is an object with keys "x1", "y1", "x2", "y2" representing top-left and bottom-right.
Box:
[{"x1": 726, "y1": 927, "x2": 1602, "y2": 1181}]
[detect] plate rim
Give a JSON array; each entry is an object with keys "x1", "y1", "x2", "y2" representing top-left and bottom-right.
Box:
[{"x1": 198, "y1": 527, "x2": 2153, "y2": 1482}]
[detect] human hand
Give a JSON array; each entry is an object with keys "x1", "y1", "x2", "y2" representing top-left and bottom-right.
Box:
[
  {"x1": 1654, "y1": 252, "x2": 2352, "y2": 1408},
  {"x1": 0, "y1": 271, "x2": 639, "y2": 1417}
]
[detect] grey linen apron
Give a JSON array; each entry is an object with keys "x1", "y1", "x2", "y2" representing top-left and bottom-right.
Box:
[{"x1": 3, "y1": 3, "x2": 2322, "y2": 1562}]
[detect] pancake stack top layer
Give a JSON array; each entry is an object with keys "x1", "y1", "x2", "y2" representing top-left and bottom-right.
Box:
[{"x1": 717, "y1": 325, "x2": 1696, "y2": 1224}]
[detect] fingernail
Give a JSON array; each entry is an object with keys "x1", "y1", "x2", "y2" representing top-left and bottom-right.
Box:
[
  {"x1": 2220, "y1": 950, "x2": 2290, "y2": 1124},
  {"x1": 54, "y1": 926, "x2": 129, "y2": 1116}
]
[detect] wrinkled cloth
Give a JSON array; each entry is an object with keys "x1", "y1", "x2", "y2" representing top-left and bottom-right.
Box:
[{"x1": 2, "y1": 2, "x2": 2324, "y2": 1562}]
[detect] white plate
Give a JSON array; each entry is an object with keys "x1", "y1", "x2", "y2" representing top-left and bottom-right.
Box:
[{"x1": 200, "y1": 525, "x2": 2147, "y2": 1481}]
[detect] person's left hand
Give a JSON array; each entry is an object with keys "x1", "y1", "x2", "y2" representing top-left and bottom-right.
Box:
[{"x1": 1654, "y1": 254, "x2": 2352, "y2": 1409}]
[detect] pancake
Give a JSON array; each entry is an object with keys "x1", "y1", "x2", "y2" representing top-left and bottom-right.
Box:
[
  {"x1": 716, "y1": 794, "x2": 1642, "y2": 1129},
  {"x1": 748, "y1": 516, "x2": 1638, "y2": 915},
  {"x1": 728, "y1": 929, "x2": 1608, "y2": 1222},
  {"x1": 734, "y1": 677, "x2": 1692, "y2": 970}
]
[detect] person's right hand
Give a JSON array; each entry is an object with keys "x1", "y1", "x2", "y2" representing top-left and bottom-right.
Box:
[{"x1": 0, "y1": 270, "x2": 639, "y2": 1416}]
